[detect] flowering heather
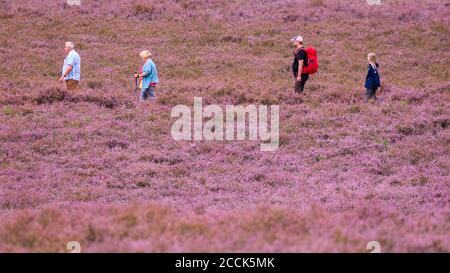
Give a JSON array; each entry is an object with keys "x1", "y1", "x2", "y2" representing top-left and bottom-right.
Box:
[{"x1": 0, "y1": 0, "x2": 449, "y2": 252}]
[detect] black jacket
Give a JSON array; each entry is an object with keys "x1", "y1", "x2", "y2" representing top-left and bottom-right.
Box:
[{"x1": 365, "y1": 63, "x2": 381, "y2": 89}]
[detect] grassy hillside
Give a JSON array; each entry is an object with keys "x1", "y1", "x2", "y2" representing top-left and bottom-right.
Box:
[{"x1": 0, "y1": 0, "x2": 449, "y2": 252}]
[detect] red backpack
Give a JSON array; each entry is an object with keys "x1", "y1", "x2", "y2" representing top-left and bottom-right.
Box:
[{"x1": 302, "y1": 47, "x2": 319, "y2": 74}]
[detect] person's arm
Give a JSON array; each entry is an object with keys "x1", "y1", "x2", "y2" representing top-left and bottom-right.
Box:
[
  {"x1": 296, "y1": 49, "x2": 306, "y2": 80},
  {"x1": 63, "y1": 65, "x2": 73, "y2": 77},
  {"x1": 140, "y1": 62, "x2": 151, "y2": 77},
  {"x1": 59, "y1": 65, "x2": 73, "y2": 82},
  {"x1": 59, "y1": 53, "x2": 76, "y2": 82},
  {"x1": 376, "y1": 63, "x2": 381, "y2": 91},
  {"x1": 366, "y1": 65, "x2": 371, "y2": 77},
  {"x1": 136, "y1": 62, "x2": 151, "y2": 78},
  {"x1": 297, "y1": 59, "x2": 303, "y2": 80}
]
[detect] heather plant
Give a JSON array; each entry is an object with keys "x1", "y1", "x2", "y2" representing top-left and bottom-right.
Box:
[{"x1": 0, "y1": 0, "x2": 449, "y2": 252}]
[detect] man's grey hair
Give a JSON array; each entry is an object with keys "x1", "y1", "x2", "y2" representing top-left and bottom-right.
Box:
[{"x1": 65, "y1": 41, "x2": 75, "y2": 49}]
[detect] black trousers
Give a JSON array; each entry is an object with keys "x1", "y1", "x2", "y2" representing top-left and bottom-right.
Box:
[
  {"x1": 294, "y1": 73, "x2": 309, "y2": 93},
  {"x1": 365, "y1": 87, "x2": 378, "y2": 100}
]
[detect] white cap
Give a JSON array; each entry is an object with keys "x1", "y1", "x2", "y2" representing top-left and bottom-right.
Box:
[{"x1": 291, "y1": 35, "x2": 303, "y2": 42}]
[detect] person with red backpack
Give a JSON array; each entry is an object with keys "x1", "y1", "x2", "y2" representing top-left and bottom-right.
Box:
[{"x1": 291, "y1": 35, "x2": 318, "y2": 94}]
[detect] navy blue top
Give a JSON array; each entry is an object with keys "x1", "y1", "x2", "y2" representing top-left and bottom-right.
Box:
[{"x1": 365, "y1": 63, "x2": 380, "y2": 89}]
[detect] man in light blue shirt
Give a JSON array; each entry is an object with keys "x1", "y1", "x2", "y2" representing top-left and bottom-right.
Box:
[{"x1": 59, "y1": 41, "x2": 81, "y2": 90}]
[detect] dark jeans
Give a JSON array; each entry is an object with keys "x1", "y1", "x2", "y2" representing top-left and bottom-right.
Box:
[
  {"x1": 294, "y1": 73, "x2": 309, "y2": 93},
  {"x1": 140, "y1": 85, "x2": 156, "y2": 101},
  {"x1": 365, "y1": 88, "x2": 378, "y2": 100}
]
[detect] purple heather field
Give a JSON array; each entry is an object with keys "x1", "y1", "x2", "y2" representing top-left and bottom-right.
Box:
[{"x1": 0, "y1": 0, "x2": 449, "y2": 252}]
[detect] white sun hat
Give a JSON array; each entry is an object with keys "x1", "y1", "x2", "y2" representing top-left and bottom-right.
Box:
[{"x1": 291, "y1": 35, "x2": 303, "y2": 42}]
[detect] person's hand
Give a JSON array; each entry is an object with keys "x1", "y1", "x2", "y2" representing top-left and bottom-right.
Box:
[
  {"x1": 296, "y1": 76, "x2": 301, "y2": 81},
  {"x1": 58, "y1": 76, "x2": 65, "y2": 83},
  {"x1": 134, "y1": 73, "x2": 139, "y2": 78}
]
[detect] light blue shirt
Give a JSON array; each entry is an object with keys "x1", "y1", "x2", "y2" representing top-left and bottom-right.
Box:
[
  {"x1": 62, "y1": 50, "x2": 81, "y2": 81},
  {"x1": 141, "y1": 59, "x2": 159, "y2": 90}
]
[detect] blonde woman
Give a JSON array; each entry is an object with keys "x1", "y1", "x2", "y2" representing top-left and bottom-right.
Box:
[
  {"x1": 364, "y1": 52, "x2": 380, "y2": 101},
  {"x1": 134, "y1": 50, "x2": 159, "y2": 101}
]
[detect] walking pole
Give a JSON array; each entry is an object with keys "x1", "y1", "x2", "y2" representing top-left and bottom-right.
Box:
[{"x1": 134, "y1": 74, "x2": 139, "y2": 93}]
